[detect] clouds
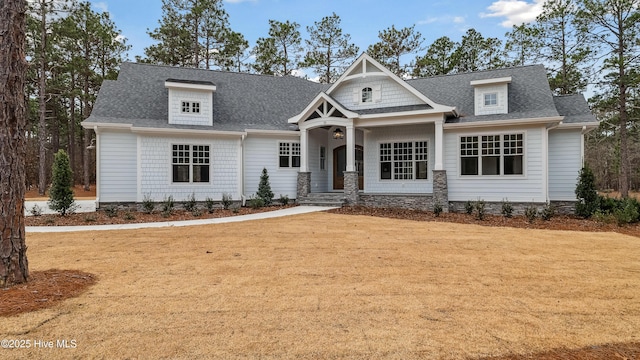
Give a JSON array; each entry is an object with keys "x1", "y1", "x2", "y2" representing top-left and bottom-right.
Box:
[
  {"x1": 481, "y1": 0, "x2": 545, "y2": 27},
  {"x1": 417, "y1": 15, "x2": 466, "y2": 26},
  {"x1": 92, "y1": 1, "x2": 108, "y2": 13}
]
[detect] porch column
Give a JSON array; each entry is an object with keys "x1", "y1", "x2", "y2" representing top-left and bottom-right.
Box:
[
  {"x1": 299, "y1": 128, "x2": 308, "y2": 172},
  {"x1": 434, "y1": 118, "x2": 444, "y2": 170},
  {"x1": 345, "y1": 123, "x2": 355, "y2": 171}
]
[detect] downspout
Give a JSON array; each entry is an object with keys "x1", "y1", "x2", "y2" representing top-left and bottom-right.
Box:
[
  {"x1": 545, "y1": 121, "x2": 562, "y2": 203},
  {"x1": 93, "y1": 126, "x2": 100, "y2": 208},
  {"x1": 240, "y1": 134, "x2": 246, "y2": 206}
]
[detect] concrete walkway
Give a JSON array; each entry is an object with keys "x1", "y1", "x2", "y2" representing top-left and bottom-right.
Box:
[{"x1": 26, "y1": 205, "x2": 338, "y2": 233}]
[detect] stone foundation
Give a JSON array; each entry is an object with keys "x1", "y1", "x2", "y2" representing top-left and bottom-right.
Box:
[
  {"x1": 432, "y1": 170, "x2": 449, "y2": 212},
  {"x1": 296, "y1": 172, "x2": 311, "y2": 202},
  {"x1": 449, "y1": 200, "x2": 576, "y2": 215},
  {"x1": 359, "y1": 194, "x2": 434, "y2": 211}
]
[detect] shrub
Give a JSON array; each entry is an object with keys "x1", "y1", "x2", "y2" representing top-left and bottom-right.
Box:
[
  {"x1": 221, "y1": 193, "x2": 232, "y2": 210},
  {"x1": 279, "y1": 194, "x2": 290, "y2": 205},
  {"x1": 575, "y1": 166, "x2": 599, "y2": 218},
  {"x1": 232, "y1": 207, "x2": 239, "y2": 214},
  {"x1": 142, "y1": 194, "x2": 155, "y2": 214},
  {"x1": 474, "y1": 199, "x2": 485, "y2": 221},
  {"x1": 248, "y1": 196, "x2": 265, "y2": 209},
  {"x1": 104, "y1": 205, "x2": 118, "y2": 218},
  {"x1": 257, "y1": 168, "x2": 274, "y2": 205},
  {"x1": 184, "y1": 192, "x2": 197, "y2": 212},
  {"x1": 123, "y1": 212, "x2": 136, "y2": 221},
  {"x1": 48, "y1": 149, "x2": 75, "y2": 216},
  {"x1": 501, "y1": 199, "x2": 513, "y2": 218},
  {"x1": 540, "y1": 203, "x2": 556, "y2": 221},
  {"x1": 524, "y1": 205, "x2": 538, "y2": 223},
  {"x1": 464, "y1": 200, "x2": 474, "y2": 215},
  {"x1": 84, "y1": 214, "x2": 97, "y2": 222},
  {"x1": 192, "y1": 209, "x2": 203, "y2": 217},
  {"x1": 161, "y1": 195, "x2": 174, "y2": 215},
  {"x1": 614, "y1": 198, "x2": 640, "y2": 226},
  {"x1": 205, "y1": 197, "x2": 216, "y2": 213},
  {"x1": 433, "y1": 203, "x2": 443, "y2": 217},
  {"x1": 29, "y1": 204, "x2": 43, "y2": 217}
]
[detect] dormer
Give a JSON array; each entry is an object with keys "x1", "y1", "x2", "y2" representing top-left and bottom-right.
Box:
[
  {"x1": 165, "y1": 79, "x2": 216, "y2": 126},
  {"x1": 470, "y1": 77, "x2": 511, "y2": 116}
]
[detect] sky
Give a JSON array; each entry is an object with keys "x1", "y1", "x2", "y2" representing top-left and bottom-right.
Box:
[{"x1": 88, "y1": 0, "x2": 546, "y2": 74}]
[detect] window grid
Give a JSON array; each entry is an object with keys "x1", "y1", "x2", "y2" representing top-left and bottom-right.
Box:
[
  {"x1": 192, "y1": 102, "x2": 200, "y2": 113},
  {"x1": 278, "y1": 142, "x2": 300, "y2": 168},
  {"x1": 415, "y1": 141, "x2": 428, "y2": 161},
  {"x1": 181, "y1": 101, "x2": 190, "y2": 113},
  {"x1": 460, "y1": 133, "x2": 525, "y2": 176},
  {"x1": 484, "y1": 93, "x2": 497, "y2": 106},
  {"x1": 362, "y1": 87, "x2": 373, "y2": 103},
  {"x1": 173, "y1": 144, "x2": 190, "y2": 164},
  {"x1": 192, "y1": 145, "x2": 210, "y2": 164},
  {"x1": 481, "y1": 135, "x2": 501, "y2": 155},
  {"x1": 460, "y1": 136, "x2": 478, "y2": 157},
  {"x1": 503, "y1": 134, "x2": 523, "y2": 155},
  {"x1": 320, "y1": 146, "x2": 326, "y2": 171},
  {"x1": 380, "y1": 143, "x2": 392, "y2": 162}
]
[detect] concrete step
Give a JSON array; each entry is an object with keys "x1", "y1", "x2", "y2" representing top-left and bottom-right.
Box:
[
  {"x1": 298, "y1": 199, "x2": 344, "y2": 207},
  {"x1": 298, "y1": 193, "x2": 345, "y2": 207}
]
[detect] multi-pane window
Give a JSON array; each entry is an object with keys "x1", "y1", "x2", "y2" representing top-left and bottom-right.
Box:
[
  {"x1": 181, "y1": 101, "x2": 201, "y2": 113},
  {"x1": 484, "y1": 93, "x2": 497, "y2": 106},
  {"x1": 362, "y1": 87, "x2": 373, "y2": 103},
  {"x1": 460, "y1": 133, "x2": 524, "y2": 176},
  {"x1": 320, "y1": 146, "x2": 326, "y2": 171},
  {"x1": 279, "y1": 142, "x2": 300, "y2": 168},
  {"x1": 380, "y1": 141, "x2": 428, "y2": 180},
  {"x1": 172, "y1": 144, "x2": 210, "y2": 183}
]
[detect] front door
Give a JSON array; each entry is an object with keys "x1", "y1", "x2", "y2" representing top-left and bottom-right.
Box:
[{"x1": 333, "y1": 145, "x2": 364, "y2": 190}]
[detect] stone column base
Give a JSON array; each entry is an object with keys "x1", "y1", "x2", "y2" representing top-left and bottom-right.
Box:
[
  {"x1": 343, "y1": 171, "x2": 359, "y2": 205},
  {"x1": 296, "y1": 172, "x2": 311, "y2": 201},
  {"x1": 432, "y1": 170, "x2": 449, "y2": 212}
]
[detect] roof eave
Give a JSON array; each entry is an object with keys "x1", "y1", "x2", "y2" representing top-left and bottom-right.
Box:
[{"x1": 444, "y1": 116, "x2": 564, "y2": 129}]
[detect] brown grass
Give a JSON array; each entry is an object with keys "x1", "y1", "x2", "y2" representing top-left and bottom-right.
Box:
[{"x1": 2, "y1": 212, "x2": 640, "y2": 359}]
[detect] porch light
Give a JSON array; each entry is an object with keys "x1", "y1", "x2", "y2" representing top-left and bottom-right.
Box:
[
  {"x1": 332, "y1": 128, "x2": 344, "y2": 140},
  {"x1": 87, "y1": 137, "x2": 96, "y2": 150}
]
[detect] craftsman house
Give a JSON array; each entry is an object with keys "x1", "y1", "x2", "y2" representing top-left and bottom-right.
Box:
[{"x1": 82, "y1": 53, "x2": 598, "y2": 212}]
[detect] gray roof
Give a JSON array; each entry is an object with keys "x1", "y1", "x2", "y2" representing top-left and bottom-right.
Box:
[
  {"x1": 85, "y1": 62, "x2": 596, "y2": 132},
  {"x1": 86, "y1": 62, "x2": 328, "y2": 132},
  {"x1": 553, "y1": 94, "x2": 596, "y2": 124}
]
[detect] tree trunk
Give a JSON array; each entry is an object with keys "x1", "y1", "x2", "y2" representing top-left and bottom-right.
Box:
[
  {"x1": 0, "y1": 0, "x2": 29, "y2": 287},
  {"x1": 37, "y1": 0, "x2": 47, "y2": 196}
]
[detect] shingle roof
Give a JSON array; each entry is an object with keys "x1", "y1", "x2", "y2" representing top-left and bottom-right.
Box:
[
  {"x1": 553, "y1": 94, "x2": 597, "y2": 124},
  {"x1": 85, "y1": 62, "x2": 596, "y2": 132},
  {"x1": 86, "y1": 62, "x2": 328, "y2": 132},
  {"x1": 407, "y1": 64, "x2": 562, "y2": 123}
]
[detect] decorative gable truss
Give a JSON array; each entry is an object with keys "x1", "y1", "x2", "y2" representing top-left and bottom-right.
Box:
[{"x1": 288, "y1": 92, "x2": 358, "y2": 125}]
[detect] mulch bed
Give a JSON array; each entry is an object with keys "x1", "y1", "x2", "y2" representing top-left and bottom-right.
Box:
[
  {"x1": 0, "y1": 270, "x2": 96, "y2": 317},
  {"x1": 329, "y1": 206, "x2": 640, "y2": 238}
]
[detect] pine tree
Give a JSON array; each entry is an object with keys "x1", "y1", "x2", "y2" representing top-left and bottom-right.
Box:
[
  {"x1": 575, "y1": 165, "x2": 599, "y2": 218},
  {"x1": 257, "y1": 168, "x2": 274, "y2": 205},
  {"x1": 48, "y1": 149, "x2": 75, "y2": 215}
]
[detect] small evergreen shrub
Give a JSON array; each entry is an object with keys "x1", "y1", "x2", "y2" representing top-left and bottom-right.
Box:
[
  {"x1": 84, "y1": 214, "x2": 97, "y2": 222},
  {"x1": 474, "y1": 199, "x2": 485, "y2": 221},
  {"x1": 161, "y1": 195, "x2": 174, "y2": 215},
  {"x1": 614, "y1": 198, "x2": 640, "y2": 226},
  {"x1": 257, "y1": 168, "x2": 274, "y2": 205},
  {"x1": 248, "y1": 196, "x2": 265, "y2": 209},
  {"x1": 104, "y1": 205, "x2": 118, "y2": 218},
  {"x1": 184, "y1": 192, "x2": 197, "y2": 212},
  {"x1": 279, "y1": 194, "x2": 290, "y2": 205},
  {"x1": 232, "y1": 207, "x2": 239, "y2": 214},
  {"x1": 575, "y1": 166, "x2": 599, "y2": 218},
  {"x1": 205, "y1": 197, "x2": 216, "y2": 213},
  {"x1": 501, "y1": 199, "x2": 513, "y2": 218},
  {"x1": 524, "y1": 205, "x2": 538, "y2": 223},
  {"x1": 192, "y1": 209, "x2": 203, "y2": 217},
  {"x1": 48, "y1": 149, "x2": 76, "y2": 215},
  {"x1": 123, "y1": 212, "x2": 136, "y2": 221},
  {"x1": 433, "y1": 203, "x2": 443, "y2": 217},
  {"x1": 142, "y1": 194, "x2": 155, "y2": 214},
  {"x1": 464, "y1": 200, "x2": 474, "y2": 215},
  {"x1": 540, "y1": 203, "x2": 556, "y2": 221},
  {"x1": 222, "y1": 193, "x2": 232, "y2": 210},
  {"x1": 30, "y1": 204, "x2": 43, "y2": 217}
]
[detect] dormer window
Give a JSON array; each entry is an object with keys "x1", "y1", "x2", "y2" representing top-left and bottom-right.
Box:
[
  {"x1": 362, "y1": 87, "x2": 373, "y2": 103},
  {"x1": 484, "y1": 93, "x2": 497, "y2": 106},
  {"x1": 181, "y1": 101, "x2": 200, "y2": 114}
]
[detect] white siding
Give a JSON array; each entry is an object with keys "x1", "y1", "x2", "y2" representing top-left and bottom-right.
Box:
[
  {"x1": 474, "y1": 84, "x2": 508, "y2": 116},
  {"x1": 168, "y1": 89, "x2": 213, "y2": 126},
  {"x1": 308, "y1": 129, "x2": 329, "y2": 193},
  {"x1": 444, "y1": 126, "x2": 545, "y2": 202},
  {"x1": 363, "y1": 124, "x2": 435, "y2": 194},
  {"x1": 332, "y1": 77, "x2": 423, "y2": 111},
  {"x1": 548, "y1": 129, "x2": 581, "y2": 200},
  {"x1": 139, "y1": 135, "x2": 240, "y2": 201},
  {"x1": 243, "y1": 135, "x2": 300, "y2": 199},
  {"x1": 99, "y1": 131, "x2": 138, "y2": 202}
]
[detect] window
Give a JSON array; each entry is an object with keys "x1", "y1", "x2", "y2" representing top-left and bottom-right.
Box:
[
  {"x1": 181, "y1": 101, "x2": 201, "y2": 114},
  {"x1": 279, "y1": 142, "x2": 300, "y2": 168},
  {"x1": 379, "y1": 141, "x2": 428, "y2": 180},
  {"x1": 172, "y1": 144, "x2": 210, "y2": 183},
  {"x1": 320, "y1": 146, "x2": 326, "y2": 171},
  {"x1": 484, "y1": 93, "x2": 498, "y2": 106},
  {"x1": 362, "y1": 87, "x2": 372, "y2": 103},
  {"x1": 460, "y1": 133, "x2": 523, "y2": 176}
]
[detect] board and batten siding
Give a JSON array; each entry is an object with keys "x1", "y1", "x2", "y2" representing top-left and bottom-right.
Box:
[
  {"x1": 363, "y1": 124, "x2": 435, "y2": 194},
  {"x1": 138, "y1": 135, "x2": 240, "y2": 201},
  {"x1": 548, "y1": 129, "x2": 581, "y2": 200},
  {"x1": 444, "y1": 126, "x2": 546, "y2": 202},
  {"x1": 98, "y1": 131, "x2": 138, "y2": 202},
  {"x1": 331, "y1": 77, "x2": 423, "y2": 111},
  {"x1": 243, "y1": 135, "x2": 300, "y2": 199}
]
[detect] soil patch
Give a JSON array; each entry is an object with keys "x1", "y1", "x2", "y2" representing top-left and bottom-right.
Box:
[{"x1": 1, "y1": 270, "x2": 95, "y2": 317}]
